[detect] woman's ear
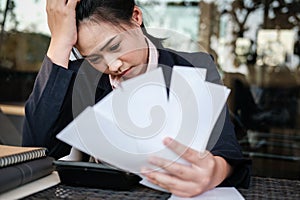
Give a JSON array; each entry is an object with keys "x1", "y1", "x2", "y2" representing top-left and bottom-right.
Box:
[{"x1": 131, "y1": 6, "x2": 143, "y2": 26}]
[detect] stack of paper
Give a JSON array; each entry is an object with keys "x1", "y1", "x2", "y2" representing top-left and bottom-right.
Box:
[
  {"x1": 57, "y1": 66, "x2": 230, "y2": 191},
  {"x1": 168, "y1": 187, "x2": 245, "y2": 200}
]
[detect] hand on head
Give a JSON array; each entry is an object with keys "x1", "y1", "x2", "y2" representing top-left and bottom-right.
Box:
[{"x1": 46, "y1": 0, "x2": 81, "y2": 67}]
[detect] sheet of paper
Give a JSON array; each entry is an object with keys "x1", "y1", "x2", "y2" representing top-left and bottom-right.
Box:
[
  {"x1": 139, "y1": 178, "x2": 169, "y2": 192},
  {"x1": 168, "y1": 187, "x2": 245, "y2": 200},
  {"x1": 57, "y1": 66, "x2": 230, "y2": 192},
  {"x1": 138, "y1": 67, "x2": 229, "y2": 190},
  {"x1": 170, "y1": 66, "x2": 230, "y2": 151},
  {"x1": 59, "y1": 147, "x2": 84, "y2": 161},
  {"x1": 168, "y1": 67, "x2": 211, "y2": 151}
]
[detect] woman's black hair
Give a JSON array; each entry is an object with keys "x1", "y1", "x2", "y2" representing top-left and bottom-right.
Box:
[
  {"x1": 76, "y1": 0, "x2": 134, "y2": 26},
  {"x1": 75, "y1": 0, "x2": 162, "y2": 48}
]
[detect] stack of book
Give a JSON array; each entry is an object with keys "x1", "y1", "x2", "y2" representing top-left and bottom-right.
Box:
[{"x1": 0, "y1": 145, "x2": 55, "y2": 194}]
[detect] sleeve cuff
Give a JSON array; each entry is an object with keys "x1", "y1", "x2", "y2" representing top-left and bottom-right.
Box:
[{"x1": 212, "y1": 150, "x2": 252, "y2": 188}]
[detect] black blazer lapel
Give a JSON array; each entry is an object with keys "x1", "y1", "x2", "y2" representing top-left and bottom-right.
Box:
[{"x1": 157, "y1": 48, "x2": 177, "y2": 93}]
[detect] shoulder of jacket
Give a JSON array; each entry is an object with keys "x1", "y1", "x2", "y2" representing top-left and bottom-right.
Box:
[{"x1": 161, "y1": 48, "x2": 215, "y2": 67}]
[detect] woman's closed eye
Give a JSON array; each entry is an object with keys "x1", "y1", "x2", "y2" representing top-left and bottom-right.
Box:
[
  {"x1": 109, "y1": 42, "x2": 120, "y2": 51},
  {"x1": 88, "y1": 55, "x2": 102, "y2": 64}
]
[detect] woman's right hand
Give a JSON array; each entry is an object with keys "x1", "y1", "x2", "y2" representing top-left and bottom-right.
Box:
[{"x1": 46, "y1": 0, "x2": 81, "y2": 68}]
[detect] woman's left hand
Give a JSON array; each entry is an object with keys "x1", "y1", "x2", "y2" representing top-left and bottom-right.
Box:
[{"x1": 141, "y1": 137, "x2": 232, "y2": 197}]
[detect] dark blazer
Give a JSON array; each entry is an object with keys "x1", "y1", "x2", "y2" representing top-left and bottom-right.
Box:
[{"x1": 22, "y1": 48, "x2": 251, "y2": 188}]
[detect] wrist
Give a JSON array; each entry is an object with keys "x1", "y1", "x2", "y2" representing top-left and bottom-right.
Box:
[
  {"x1": 47, "y1": 39, "x2": 73, "y2": 68},
  {"x1": 212, "y1": 156, "x2": 232, "y2": 187}
]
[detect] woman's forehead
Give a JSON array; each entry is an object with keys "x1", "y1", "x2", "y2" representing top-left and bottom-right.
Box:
[
  {"x1": 80, "y1": 20, "x2": 121, "y2": 32},
  {"x1": 76, "y1": 21, "x2": 138, "y2": 55},
  {"x1": 78, "y1": 20, "x2": 134, "y2": 39}
]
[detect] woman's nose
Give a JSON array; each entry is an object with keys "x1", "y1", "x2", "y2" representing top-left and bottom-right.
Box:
[{"x1": 107, "y1": 59, "x2": 123, "y2": 72}]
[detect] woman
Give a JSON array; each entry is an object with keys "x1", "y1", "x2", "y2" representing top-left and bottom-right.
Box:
[{"x1": 22, "y1": 0, "x2": 251, "y2": 197}]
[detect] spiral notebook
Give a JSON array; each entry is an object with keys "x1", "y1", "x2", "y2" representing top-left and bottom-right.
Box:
[{"x1": 0, "y1": 145, "x2": 47, "y2": 168}]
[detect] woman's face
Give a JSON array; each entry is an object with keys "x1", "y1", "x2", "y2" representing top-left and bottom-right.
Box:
[{"x1": 76, "y1": 19, "x2": 149, "y2": 81}]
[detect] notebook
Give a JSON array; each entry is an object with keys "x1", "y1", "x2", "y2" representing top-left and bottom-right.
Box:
[
  {"x1": 0, "y1": 157, "x2": 55, "y2": 193},
  {"x1": 0, "y1": 171, "x2": 60, "y2": 200},
  {"x1": 0, "y1": 145, "x2": 47, "y2": 167}
]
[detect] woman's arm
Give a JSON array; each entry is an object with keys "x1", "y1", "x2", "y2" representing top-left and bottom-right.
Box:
[
  {"x1": 22, "y1": 56, "x2": 77, "y2": 159},
  {"x1": 22, "y1": 0, "x2": 82, "y2": 159}
]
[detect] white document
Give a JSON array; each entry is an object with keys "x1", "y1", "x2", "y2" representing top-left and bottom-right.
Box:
[
  {"x1": 168, "y1": 187, "x2": 245, "y2": 200},
  {"x1": 57, "y1": 66, "x2": 230, "y2": 191}
]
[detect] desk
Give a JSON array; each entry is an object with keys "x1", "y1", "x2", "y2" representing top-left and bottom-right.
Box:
[
  {"x1": 0, "y1": 103, "x2": 25, "y2": 116},
  {"x1": 22, "y1": 176, "x2": 300, "y2": 200}
]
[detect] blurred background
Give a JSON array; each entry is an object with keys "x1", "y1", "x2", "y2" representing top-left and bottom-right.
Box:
[{"x1": 0, "y1": 0, "x2": 299, "y2": 180}]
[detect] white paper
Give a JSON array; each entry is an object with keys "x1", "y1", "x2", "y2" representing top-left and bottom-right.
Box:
[
  {"x1": 57, "y1": 66, "x2": 230, "y2": 192},
  {"x1": 59, "y1": 147, "x2": 84, "y2": 161},
  {"x1": 168, "y1": 187, "x2": 245, "y2": 200}
]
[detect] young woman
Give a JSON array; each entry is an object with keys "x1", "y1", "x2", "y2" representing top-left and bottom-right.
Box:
[{"x1": 22, "y1": 0, "x2": 251, "y2": 197}]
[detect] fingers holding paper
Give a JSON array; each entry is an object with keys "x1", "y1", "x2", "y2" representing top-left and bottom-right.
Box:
[{"x1": 141, "y1": 137, "x2": 230, "y2": 197}]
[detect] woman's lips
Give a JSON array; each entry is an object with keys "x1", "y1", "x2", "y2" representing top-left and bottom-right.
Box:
[{"x1": 121, "y1": 67, "x2": 132, "y2": 76}]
